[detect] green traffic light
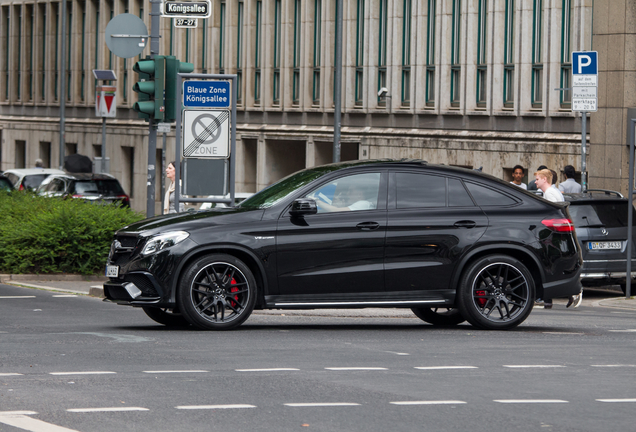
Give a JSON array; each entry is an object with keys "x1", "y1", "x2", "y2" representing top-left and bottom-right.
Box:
[
  {"x1": 133, "y1": 80, "x2": 155, "y2": 96},
  {"x1": 132, "y1": 60, "x2": 155, "y2": 75},
  {"x1": 133, "y1": 101, "x2": 157, "y2": 116},
  {"x1": 179, "y1": 62, "x2": 194, "y2": 73}
]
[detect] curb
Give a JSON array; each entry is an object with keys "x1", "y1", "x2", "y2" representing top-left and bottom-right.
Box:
[
  {"x1": 88, "y1": 287, "x2": 105, "y2": 298},
  {"x1": 0, "y1": 274, "x2": 107, "y2": 282}
]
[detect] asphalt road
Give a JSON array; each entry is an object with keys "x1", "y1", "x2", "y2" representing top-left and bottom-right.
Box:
[{"x1": 0, "y1": 283, "x2": 634, "y2": 432}]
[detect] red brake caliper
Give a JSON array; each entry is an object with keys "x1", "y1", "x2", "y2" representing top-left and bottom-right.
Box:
[
  {"x1": 475, "y1": 290, "x2": 487, "y2": 307},
  {"x1": 229, "y1": 278, "x2": 239, "y2": 307}
]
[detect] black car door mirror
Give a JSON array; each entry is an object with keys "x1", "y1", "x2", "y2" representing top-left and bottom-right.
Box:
[{"x1": 290, "y1": 198, "x2": 318, "y2": 216}]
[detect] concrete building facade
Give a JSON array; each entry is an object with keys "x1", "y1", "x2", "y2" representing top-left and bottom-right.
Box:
[{"x1": 0, "y1": 0, "x2": 604, "y2": 213}]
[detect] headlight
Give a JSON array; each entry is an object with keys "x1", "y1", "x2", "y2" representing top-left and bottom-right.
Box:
[{"x1": 141, "y1": 231, "x2": 190, "y2": 256}]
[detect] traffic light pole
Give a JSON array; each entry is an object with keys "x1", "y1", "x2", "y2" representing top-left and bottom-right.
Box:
[{"x1": 146, "y1": 0, "x2": 162, "y2": 217}]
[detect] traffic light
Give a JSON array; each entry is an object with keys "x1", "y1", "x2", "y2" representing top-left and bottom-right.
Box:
[
  {"x1": 164, "y1": 56, "x2": 194, "y2": 122},
  {"x1": 132, "y1": 55, "x2": 165, "y2": 121}
]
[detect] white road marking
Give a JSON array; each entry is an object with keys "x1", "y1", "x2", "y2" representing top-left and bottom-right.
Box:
[
  {"x1": 609, "y1": 329, "x2": 636, "y2": 332},
  {"x1": 542, "y1": 332, "x2": 584, "y2": 335},
  {"x1": 67, "y1": 407, "x2": 149, "y2": 413},
  {"x1": 591, "y1": 364, "x2": 636, "y2": 368},
  {"x1": 325, "y1": 367, "x2": 387, "y2": 371},
  {"x1": 0, "y1": 373, "x2": 23, "y2": 376},
  {"x1": 142, "y1": 370, "x2": 208, "y2": 374},
  {"x1": 0, "y1": 412, "x2": 79, "y2": 432},
  {"x1": 391, "y1": 400, "x2": 467, "y2": 405},
  {"x1": 414, "y1": 366, "x2": 478, "y2": 370},
  {"x1": 0, "y1": 296, "x2": 36, "y2": 299},
  {"x1": 494, "y1": 399, "x2": 568, "y2": 404},
  {"x1": 52, "y1": 295, "x2": 78, "y2": 298},
  {"x1": 503, "y1": 365, "x2": 565, "y2": 368},
  {"x1": 284, "y1": 403, "x2": 361, "y2": 407},
  {"x1": 176, "y1": 405, "x2": 256, "y2": 410},
  {"x1": 596, "y1": 399, "x2": 636, "y2": 403},
  {"x1": 385, "y1": 351, "x2": 410, "y2": 356},
  {"x1": 49, "y1": 371, "x2": 116, "y2": 376},
  {"x1": 235, "y1": 368, "x2": 300, "y2": 372}
]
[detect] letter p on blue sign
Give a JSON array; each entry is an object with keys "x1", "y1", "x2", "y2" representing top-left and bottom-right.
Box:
[{"x1": 572, "y1": 51, "x2": 598, "y2": 75}]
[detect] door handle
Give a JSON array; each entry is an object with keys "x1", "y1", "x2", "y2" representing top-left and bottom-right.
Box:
[
  {"x1": 356, "y1": 222, "x2": 380, "y2": 231},
  {"x1": 454, "y1": 220, "x2": 476, "y2": 228}
]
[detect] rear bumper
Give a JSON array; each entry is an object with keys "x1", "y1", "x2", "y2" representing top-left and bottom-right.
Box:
[{"x1": 542, "y1": 271, "x2": 582, "y2": 299}]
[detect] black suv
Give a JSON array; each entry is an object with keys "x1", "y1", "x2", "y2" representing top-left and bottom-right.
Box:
[
  {"x1": 104, "y1": 160, "x2": 582, "y2": 330},
  {"x1": 564, "y1": 190, "x2": 636, "y2": 294},
  {"x1": 37, "y1": 172, "x2": 130, "y2": 208}
]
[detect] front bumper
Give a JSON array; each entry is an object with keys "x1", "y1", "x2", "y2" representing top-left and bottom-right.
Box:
[{"x1": 103, "y1": 272, "x2": 166, "y2": 306}]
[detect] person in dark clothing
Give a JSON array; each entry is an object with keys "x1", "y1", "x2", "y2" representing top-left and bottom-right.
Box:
[{"x1": 527, "y1": 165, "x2": 548, "y2": 190}]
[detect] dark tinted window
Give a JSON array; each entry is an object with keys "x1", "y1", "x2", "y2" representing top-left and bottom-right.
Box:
[
  {"x1": 465, "y1": 182, "x2": 517, "y2": 206},
  {"x1": 0, "y1": 178, "x2": 12, "y2": 191},
  {"x1": 569, "y1": 201, "x2": 636, "y2": 228},
  {"x1": 72, "y1": 180, "x2": 125, "y2": 195},
  {"x1": 5, "y1": 173, "x2": 18, "y2": 186},
  {"x1": 449, "y1": 179, "x2": 475, "y2": 207},
  {"x1": 396, "y1": 173, "x2": 446, "y2": 208},
  {"x1": 22, "y1": 174, "x2": 50, "y2": 189}
]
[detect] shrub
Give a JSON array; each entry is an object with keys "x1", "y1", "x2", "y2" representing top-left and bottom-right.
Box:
[{"x1": 0, "y1": 191, "x2": 145, "y2": 275}]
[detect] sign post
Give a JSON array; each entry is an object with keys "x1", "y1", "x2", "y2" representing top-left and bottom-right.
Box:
[
  {"x1": 93, "y1": 69, "x2": 117, "y2": 175},
  {"x1": 571, "y1": 51, "x2": 598, "y2": 192}
]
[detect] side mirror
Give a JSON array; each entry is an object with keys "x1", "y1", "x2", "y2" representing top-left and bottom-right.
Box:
[{"x1": 290, "y1": 198, "x2": 317, "y2": 216}]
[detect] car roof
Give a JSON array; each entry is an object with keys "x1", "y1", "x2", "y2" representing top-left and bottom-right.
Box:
[
  {"x1": 3, "y1": 168, "x2": 65, "y2": 177},
  {"x1": 46, "y1": 172, "x2": 118, "y2": 181},
  {"x1": 563, "y1": 191, "x2": 626, "y2": 204}
]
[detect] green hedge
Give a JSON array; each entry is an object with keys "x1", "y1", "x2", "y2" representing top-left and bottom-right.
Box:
[{"x1": 0, "y1": 191, "x2": 145, "y2": 275}]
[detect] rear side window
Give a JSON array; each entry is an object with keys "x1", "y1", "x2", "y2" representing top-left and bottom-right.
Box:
[
  {"x1": 449, "y1": 179, "x2": 475, "y2": 207},
  {"x1": 569, "y1": 202, "x2": 636, "y2": 228},
  {"x1": 22, "y1": 174, "x2": 50, "y2": 189},
  {"x1": 465, "y1": 182, "x2": 517, "y2": 206},
  {"x1": 396, "y1": 173, "x2": 446, "y2": 208}
]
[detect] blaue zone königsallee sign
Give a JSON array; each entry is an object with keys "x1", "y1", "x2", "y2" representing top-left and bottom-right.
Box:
[{"x1": 183, "y1": 80, "x2": 231, "y2": 108}]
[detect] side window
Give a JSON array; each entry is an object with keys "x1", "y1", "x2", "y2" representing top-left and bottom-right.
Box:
[
  {"x1": 396, "y1": 173, "x2": 446, "y2": 208},
  {"x1": 465, "y1": 182, "x2": 517, "y2": 206},
  {"x1": 307, "y1": 173, "x2": 381, "y2": 213},
  {"x1": 449, "y1": 179, "x2": 475, "y2": 207}
]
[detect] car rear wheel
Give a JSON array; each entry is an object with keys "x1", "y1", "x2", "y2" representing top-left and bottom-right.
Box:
[
  {"x1": 411, "y1": 307, "x2": 466, "y2": 326},
  {"x1": 178, "y1": 254, "x2": 256, "y2": 330},
  {"x1": 142, "y1": 306, "x2": 190, "y2": 327},
  {"x1": 457, "y1": 255, "x2": 535, "y2": 330}
]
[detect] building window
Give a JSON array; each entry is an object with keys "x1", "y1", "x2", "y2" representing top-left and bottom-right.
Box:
[
  {"x1": 67, "y1": 5, "x2": 72, "y2": 102},
  {"x1": 377, "y1": 0, "x2": 387, "y2": 107},
  {"x1": 55, "y1": 4, "x2": 59, "y2": 101},
  {"x1": 476, "y1": 0, "x2": 487, "y2": 107},
  {"x1": 560, "y1": 0, "x2": 572, "y2": 107},
  {"x1": 41, "y1": 3, "x2": 47, "y2": 101},
  {"x1": 532, "y1": 0, "x2": 543, "y2": 107},
  {"x1": 450, "y1": 0, "x2": 461, "y2": 107},
  {"x1": 355, "y1": 0, "x2": 364, "y2": 106},
  {"x1": 2, "y1": 6, "x2": 9, "y2": 101},
  {"x1": 503, "y1": 0, "x2": 514, "y2": 107},
  {"x1": 219, "y1": 1, "x2": 225, "y2": 73},
  {"x1": 80, "y1": 9, "x2": 86, "y2": 101},
  {"x1": 27, "y1": 5, "x2": 34, "y2": 101},
  {"x1": 236, "y1": 1, "x2": 243, "y2": 103},
  {"x1": 292, "y1": 0, "x2": 301, "y2": 105},
  {"x1": 425, "y1": 0, "x2": 436, "y2": 107},
  {"x1": 312, "y1": 0, "x2": 321, "y2": 106},
  {"x1": 254, "y1": 0, "x2": 262, "y2": 105},
  {"x1": 201, "y1": 18, "x2": 207, "y2": 72},
  {"x1": 17, "y1": 7, "x2": 22, "y2": 101},
  {"x1": 401, "y1": 0, "x2": 411, "y2": 107},
  {"x1": 94, "y1": 5, "x2": 99, "y2": 99},
  {"x1": 273, "y1": 0, "x2": 281, "y2": 105}
]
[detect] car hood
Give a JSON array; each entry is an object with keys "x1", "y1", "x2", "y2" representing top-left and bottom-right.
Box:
[{"x1": 117, "y1": 207, "x2": 266, "y2": 237}]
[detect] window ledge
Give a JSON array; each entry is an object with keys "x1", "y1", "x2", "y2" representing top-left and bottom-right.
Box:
[
  {"x1": 493, "y1": 110, "x2": 517, "y2": 117},
  {"x1": 466, "y1": 110, "x2": 489, "y2": 116}
]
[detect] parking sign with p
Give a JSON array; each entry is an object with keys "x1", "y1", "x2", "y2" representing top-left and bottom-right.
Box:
[{"x1": 572, "y1": 51, "x2": 598, "y2": 75}]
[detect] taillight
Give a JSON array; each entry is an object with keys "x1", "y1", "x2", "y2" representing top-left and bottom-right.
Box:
[
  {"x1": 19, "y1": 184, "x2": 24, "y2": 191},
  {"x1": 117, "y1": 195, "x2": 130, "y2": 207},
  {"x1": 72, "y1": 194, "x2": 83, "y2": 198},
  {"x1": 541, "y1": 218, "x2": 574, "y2": 232}
]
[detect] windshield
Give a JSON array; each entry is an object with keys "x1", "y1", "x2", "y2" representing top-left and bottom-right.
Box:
[
  {"x1": 22, "y1": 174, "x2": 50, "y2": 189},
  {"x1": 73, "y1": 180, "x2": 125, "y2": 195},
  {"x1": 569, "y1": 201, "x2": 636, "y2": 228},
  {"x1": 239, "y1": 166, "x2": 342, "y2": 210}
]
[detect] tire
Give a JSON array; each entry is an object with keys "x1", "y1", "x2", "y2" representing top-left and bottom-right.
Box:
[
  {"x1": 411, "y1": 307, "x2": 466, "y2": 326},
  {"x1": 178, "y1": 254, "x2": 256, "y2": 330},
  {"x1": 142, "y1": 306, "x2": 190, "y2": 327},
  {"x1": 457, "y1": 255, "x2": 535, "y2": 330}
]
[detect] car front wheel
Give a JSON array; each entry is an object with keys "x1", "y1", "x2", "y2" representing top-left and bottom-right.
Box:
[
  {"x1": 457, "y1": 255, "x2": 535, "y2": 330},
  {"x1": 411, "y1": 307, "x2": 466, "y2": 326},
  {"x1": 178, "y1": 254, "x2": 256, "y2": 330}
]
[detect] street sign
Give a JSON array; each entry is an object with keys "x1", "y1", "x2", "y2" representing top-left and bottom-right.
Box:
[
  {"x1": 183, "y1": 80, "x2": 231, "y2": 108},
  {"x1": 161, "y1": 0, "x2": 211, "y2": 19},
  {"x1": 174, "y1": 18, "x2": 198, "y2": 28},
  {"x1": 157, "y1": 122, "x2": 171, "y2": 133},
  {"x1": 572, "y1": 99, "x2": 597, "y2": 112},
  {"x1": 573, "y1": 86, "x2": 597, "y2": 98},
  {"x1": 182, "y1": 110, "x2": 230, "y2": 158},
  {"x1": 105, "y1": 14, "x2": 148, "y2": 58},
  {"x1": 572, "y1": 51, "x2": 598, "y2": 113},
  {"x1": 572, "y1": 51, "x2": 598, "y2": 75},
  {"x1": 96, "y1": 86, "x2": 117, "y2": 117}
]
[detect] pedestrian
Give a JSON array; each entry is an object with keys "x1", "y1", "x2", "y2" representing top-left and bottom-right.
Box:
[
  {"x1": 34, "y1": 159, "x2": 44, "y2": 168},
  {"x1": 527, "y1": 165, "x2": 547, "y2": 191},
  {"x1": 163, "y1": 161, "x2": 185, "y2": 214},
  {"x1": 510, "y1": 165, "x2": 527, "y2": 189},
  {"x1": 558, "y1": 165, "x2": 582, "y2": 193}
]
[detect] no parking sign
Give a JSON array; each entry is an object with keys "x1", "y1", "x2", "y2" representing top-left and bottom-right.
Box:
[{"x1": 182, "y1": 109, "x2": 230, "y2": 158}]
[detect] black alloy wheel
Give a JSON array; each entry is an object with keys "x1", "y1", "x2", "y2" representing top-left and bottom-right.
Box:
[
  {"x1": 411, "y1": 307, "x2": 466, "y2": 326},
  {"x1": 457, "y1": 255, "x2": 535, "y2": 330},
  {"x1": 178, "y1": 254, "x2": 256, "y2": 330},
  {"x1": 142, "y1": 306, "x2": 190, "y2": 327}
]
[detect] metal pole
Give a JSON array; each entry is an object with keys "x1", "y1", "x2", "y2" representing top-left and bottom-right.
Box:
[
  {"x1": 145, "y1": 0, "x2": 162, "y2": 217},
  {"x1": 333, "y1": 0, "x2": 343, "y2": 163},
  {"x1": 161, "y1": 135, "x2": 166, "y2": 211},
  {"x1": 101, "y1": 118, "x2": 107, "y2": 173},
  {"x1": 581, "y1": 112, "x2": 587, "y2": 192},
  {"x1": 626, "y1": 119, "x2": 635, "y2": 299},
  {"x1": 59, "y1": 0, "x2": 66, "y2": 169}
]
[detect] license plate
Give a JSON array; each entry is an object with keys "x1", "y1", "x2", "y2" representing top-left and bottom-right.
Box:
[
  {"x1": 588, "y1": 241, "x2": 622, "y2": 250},
  {"x1": 105, "y1": 265, "x2": 119, "y2": 277}
]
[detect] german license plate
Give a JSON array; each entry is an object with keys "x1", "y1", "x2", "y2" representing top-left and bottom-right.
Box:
[
  {"x1": 589, "y1": 241, "x2": 621, "y2": 250},
  {"x1": 105, "y1": 265, "x2": 119, "y2": 277}
]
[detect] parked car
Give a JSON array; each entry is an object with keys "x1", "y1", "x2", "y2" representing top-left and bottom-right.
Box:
[
  {"x1": 104, "y1": 159, "x2": 582, "y2": 331},
  {"x1": 0, "y1": 174, "x2": 13, "y2": 191},
  {"x1": 3, "y1": 168, "x2": 65, "y2": 191},
  {"x1": 564, "y1": 190, "x2": 636, "y2": 294},
  {"x1": 37, "y1": 172, "x2": 130, "y2": 207},
  {"x1": 199, "y1": 192, "x2": 255, "y2": 210}
]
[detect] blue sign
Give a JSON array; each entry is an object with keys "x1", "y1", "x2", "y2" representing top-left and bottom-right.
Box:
[
  {"x1": 572, "y1": 51, "x2": 598, "y2": 75},
  {"x1": 183, "y1": 80, "x2": 231, "y2": 108}
]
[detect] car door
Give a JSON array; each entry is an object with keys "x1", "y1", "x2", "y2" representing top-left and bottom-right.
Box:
[
  {"x1": 384, "y1": 171, "x2": 489, "y2": 293},
  {"x1": 276, "y1": 171, "x2": 388, "y2": 296}
]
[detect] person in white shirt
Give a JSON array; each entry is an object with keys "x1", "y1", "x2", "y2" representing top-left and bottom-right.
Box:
[
  {"x1": 510, "y1": 165, "x2": 527, "y2": 190},
  {"x1": 534, "y1": 168, "x2": 564, "y2": 203},
  {"x1": 558, "y1": 165, "x2": 582, "y2": 193}
]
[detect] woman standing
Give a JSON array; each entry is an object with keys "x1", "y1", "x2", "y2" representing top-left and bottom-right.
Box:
[{"x1": 163, "y1": 161, "x2": 185, "y2": 214}]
